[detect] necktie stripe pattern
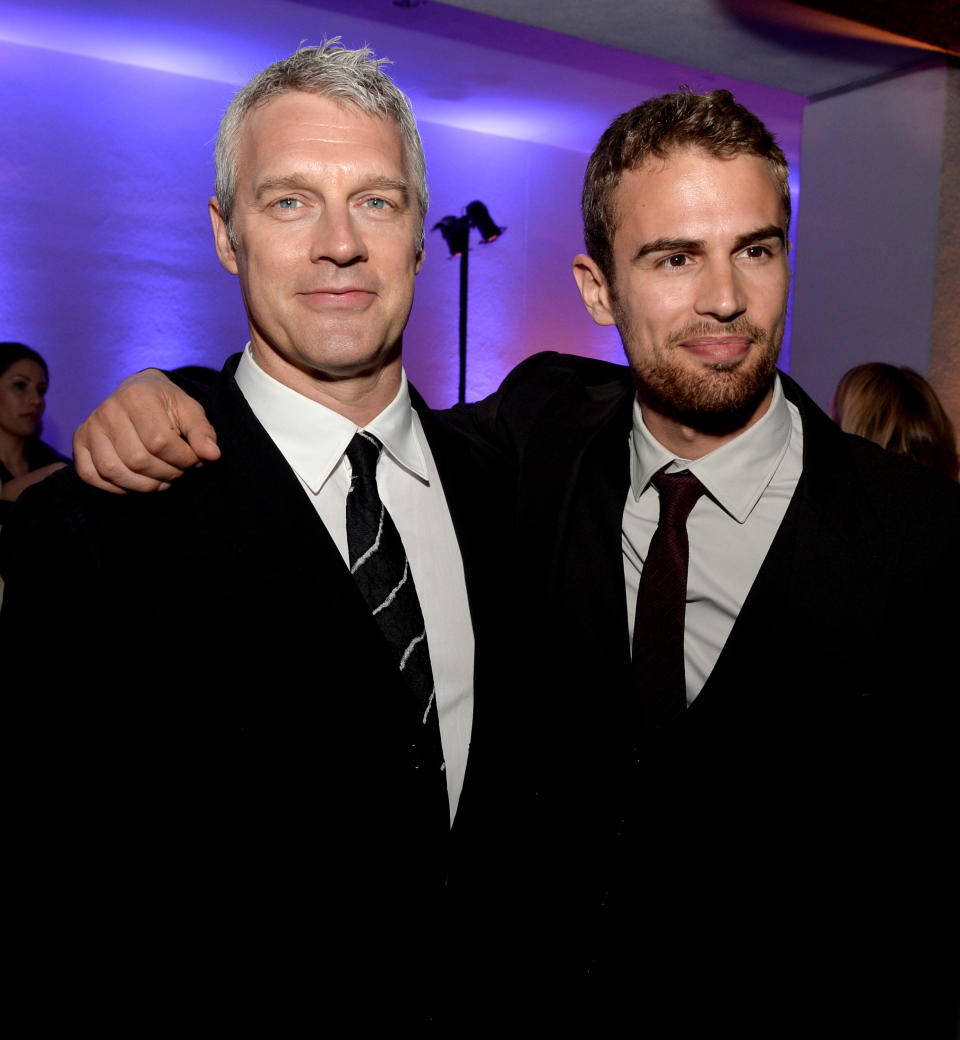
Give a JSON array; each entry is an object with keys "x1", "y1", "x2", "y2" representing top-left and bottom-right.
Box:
[
  {"x1": 372, "y1": 560, "x2": 410, "y2": 616},
  {"x1": 632, "y1": 468, "x2": 706, "y2": 730},
  {"x1": 345, "y1": 431, "x2": 447, "y2": 789},
  {"x1": 350, "y1": 509, "x2": 384, "y2": 573}
]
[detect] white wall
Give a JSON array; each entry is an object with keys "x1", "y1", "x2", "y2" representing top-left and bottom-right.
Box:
[{"x1": 791, "y1": 62, "x2": 952, "y2": 412}]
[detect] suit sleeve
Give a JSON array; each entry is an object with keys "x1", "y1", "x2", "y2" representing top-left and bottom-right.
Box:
[
  {"x1": 442, "y1": 351, "x2": 567, "y2": 461},
  {"x1": 0, "y1": 469, "x2": 99, "y2": 655}
]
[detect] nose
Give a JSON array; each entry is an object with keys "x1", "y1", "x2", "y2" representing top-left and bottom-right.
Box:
[
  {"x1": 694, "y1": 259, "x2": 747, "y2": 323},
  {"x1": 309, "y1": 206, "x2": 367, "y2": 266}
]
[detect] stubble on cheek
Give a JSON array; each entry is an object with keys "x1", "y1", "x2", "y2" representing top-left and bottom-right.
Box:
[{"x1": 616, "y1": 308, "x2": 783, "y2": 423}]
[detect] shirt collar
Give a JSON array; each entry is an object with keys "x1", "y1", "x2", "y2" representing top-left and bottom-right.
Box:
[
  {"x1": 234, "y1": 344, "x2": 429, "y2": 495},
  {"x1": 629, "y1": 373, "x2": 794, "y2": 523}
]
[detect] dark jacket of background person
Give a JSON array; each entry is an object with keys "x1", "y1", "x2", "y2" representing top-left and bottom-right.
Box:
[{"x1": 0, "y1": 438, "x2": 66, "y2": 522}]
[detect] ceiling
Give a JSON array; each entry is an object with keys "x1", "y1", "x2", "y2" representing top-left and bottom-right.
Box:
[
  {"x1": 413, "y1": 0, "x2": 954, "y2": 97},
  {"x1": 801, "y1": 0, "x2": 957, "y2": 53},
  {"x1": 0, "y1": 0, "x2": 803, "y2": 158},
  {"x1": 2, "y1": 0, "x2": 950, "y2": 164}
]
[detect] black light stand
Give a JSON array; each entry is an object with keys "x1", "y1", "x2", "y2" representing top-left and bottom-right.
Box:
[{"x1": 432, "y1": 201, "x2": 505, "y2": 404}]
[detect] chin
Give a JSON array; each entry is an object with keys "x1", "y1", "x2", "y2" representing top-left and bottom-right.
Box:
[
  {"x1": 302, "y1": 351, "x2": 395, "y2": 382},
  {"x1": 639, "y1": 354, "x2": 779, "y2": 434}
]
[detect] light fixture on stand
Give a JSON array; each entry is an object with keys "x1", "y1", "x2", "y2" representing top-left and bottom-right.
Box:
[{"x1": 432, "y1": 200, "x2": 506, "y2": 404}]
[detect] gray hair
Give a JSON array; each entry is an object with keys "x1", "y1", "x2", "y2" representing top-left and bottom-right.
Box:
[{"x1": 215, "y1": 40, "x2": 429, "y2": 249}]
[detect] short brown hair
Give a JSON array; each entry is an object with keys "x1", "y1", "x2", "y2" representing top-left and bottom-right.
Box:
[
  {"x1": 582, "y1": 89, "x2": 790, "y2": 283},
  {"x1": 834, "y1": 363, "x2": 958, "y2": 480}
]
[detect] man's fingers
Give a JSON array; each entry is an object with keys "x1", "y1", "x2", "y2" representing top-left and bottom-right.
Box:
[
  {"x1": 73, "y1": 441, "x2": 170, "y2": 494},
  {"x1": 125, "y1": 415, "x2": 202, "y2": 472},
  {"x1": 81, "y1": 405, "x2": 193, "y2": 479},
  {"x1": 72, "y1": 369, "x2": 220, "y2": 493},
  {"x1": 74, "y1": 415, "x2": 186, "y2": 492},
  {"x1": 177, "y1": 404, "x2": 221, "y2": 463}
]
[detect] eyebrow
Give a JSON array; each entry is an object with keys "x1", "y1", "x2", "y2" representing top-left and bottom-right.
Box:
[
  {"x1": 254, "y1": 174, "x2": 308, "y2": 201},
  {"x1": 731, "y1": 225, "x2": 786, "y2": 251},
  {"x1": 634, "y1": 237, "x2": 703, "y2": 260},
  {"x1": 634, "y1": 225, "x2": 785, "y2": 261},
  {"x1": 362, "y1": 177, "x2": 411, "y2": 209},
  {"x1": 254, "y1": 174, "x2": 411, "y2": 206}
]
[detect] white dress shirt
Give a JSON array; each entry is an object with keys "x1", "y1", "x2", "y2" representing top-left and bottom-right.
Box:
[
  {"x1": 623, "y1": 374, "x2": 804, "y2": 704},
  {"x1": 234, "y1": 346, "x2": 475, "y2": 822}
]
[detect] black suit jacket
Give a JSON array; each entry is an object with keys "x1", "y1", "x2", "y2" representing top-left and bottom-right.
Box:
[
  {"x1": 459, "y1": 351, "x2": 960, "y2": 1032},
  {"x1": 0, "y1": 356, "x2": 518, "y2": 1027}
]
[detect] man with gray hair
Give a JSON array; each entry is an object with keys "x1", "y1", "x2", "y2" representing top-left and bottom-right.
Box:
[{"x1": 0, "y1": 43, "x2": 515, "y2": 1025}]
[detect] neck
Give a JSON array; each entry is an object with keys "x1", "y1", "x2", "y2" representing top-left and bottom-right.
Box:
[
  {"x1": 250, "y1": 347, "x2": 404, "y2": 427},
  {"x1": 0, "y1": 428, "x2": 28, "y2": 477},
  {"x1": 640, "y1": 385, "x2": 775, "y2": 460}
]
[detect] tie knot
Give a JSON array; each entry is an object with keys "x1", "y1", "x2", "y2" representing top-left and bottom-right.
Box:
[
  {"x1": 651, "y1": 469, "x2": 705, "y2": 526},
  {"x1": 346, "y1": 431, "x2": 383, "y2": 483}
]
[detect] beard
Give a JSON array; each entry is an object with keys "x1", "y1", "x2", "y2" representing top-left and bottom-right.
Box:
[{"x1": 617, "y1": 314, "x2": 783, "y2": 438}]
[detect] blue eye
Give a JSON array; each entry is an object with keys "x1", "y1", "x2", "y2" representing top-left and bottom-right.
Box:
[
  {"x1": 276, "y1": 198, "x2": 300, "y2": 210},
  {"x1": 365, "y1": 198, "x2": 387, "y2": 210}
]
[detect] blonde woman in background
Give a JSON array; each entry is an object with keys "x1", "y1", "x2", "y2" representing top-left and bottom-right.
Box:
[{"x1": 833, "y1": 362, "x2": 958, "y2": 480}]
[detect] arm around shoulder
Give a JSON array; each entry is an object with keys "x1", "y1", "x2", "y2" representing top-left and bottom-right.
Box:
[
  {"x1": 73, "y1": 369, "x2": 220, "y2": 494},
  {"x1": 444, "y1": 351, "x2": 585, "y2": 456}
]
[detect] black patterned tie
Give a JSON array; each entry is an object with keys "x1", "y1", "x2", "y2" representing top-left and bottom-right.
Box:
[
  {"x1": 345, "y1": 432, "x2": 446, "y2": 788},
  {"x1": 632, "y1": 468, "x2": 706, "y2": 729}
]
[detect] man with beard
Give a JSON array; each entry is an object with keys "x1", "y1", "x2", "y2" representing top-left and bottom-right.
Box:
[
  {"x1": 462, "y1": 91, "x2": 958, "y2": 1031},
  {"x1": 47, "y1": 90, "x2": 960, "y2": 1030}
]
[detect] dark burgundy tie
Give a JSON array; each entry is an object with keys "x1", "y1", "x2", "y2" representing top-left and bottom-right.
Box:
[{"x1": 632, "y1": 468, "x2": 706, "y2": 729}]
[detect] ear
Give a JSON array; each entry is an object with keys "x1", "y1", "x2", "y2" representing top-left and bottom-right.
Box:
[
  {"x1": 572, "y1": 253, "x2": 616, "y2": 327},
  {"x1": 209, "y1": 197, "x2": 239, "y2": 275},
  {"x1": 414, "y1": 245, "x2": 425, "y2": 276}
]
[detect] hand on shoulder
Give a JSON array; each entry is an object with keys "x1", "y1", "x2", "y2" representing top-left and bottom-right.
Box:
[{"x1": 73, "y1": 369, "x2": 220, "y2": 494}]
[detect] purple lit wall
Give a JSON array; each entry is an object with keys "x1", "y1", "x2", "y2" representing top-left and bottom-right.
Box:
[
  {"x1": 0, "y1": 40, "x2": 613, "y2": 446},
  {"x1": 0, "y1": 2, "x2": 805, "y2": 453},
  {"x1": 1, "y1": 39, "x2": 245, "y2": 454},
  {"x1": 408, "y1": 122, "x2": 613, "y2": 405}
]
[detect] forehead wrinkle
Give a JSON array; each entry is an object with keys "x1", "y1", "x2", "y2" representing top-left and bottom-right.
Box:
[
  {"x1": 266, "y1": 121, "x2": 388, "y2": 146},
  {"x1": 241, "y1": 117, "x2": 408, "y2": 195}
]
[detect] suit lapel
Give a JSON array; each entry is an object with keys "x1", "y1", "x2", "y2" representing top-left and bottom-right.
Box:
[
  {"x1": 196, "y1": 357, "x2": 416, "y2": 702},
  {"x1": 203, "y1": 362, "x2": 368, "y2": 607},
  {"x1": 693, "y1": 373, "x2": 890, "y2": 718},
  {"x1": 519, "y1": 377, "x2": 636, "y2": 688},
  {"x1": 411, "y1": 388, "x2": 518, "y2": 846},
  {"x1": 411, "y1": 386, "x2": 511, "y2": 636}
]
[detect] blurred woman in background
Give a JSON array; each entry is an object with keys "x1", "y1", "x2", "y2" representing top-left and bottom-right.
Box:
[
  {"x1": 0, "y1": 342, "x2": 68, "y2": 523},
  {"x1": 833, "y1": 362, "x2": 958, "y2": 481}
]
